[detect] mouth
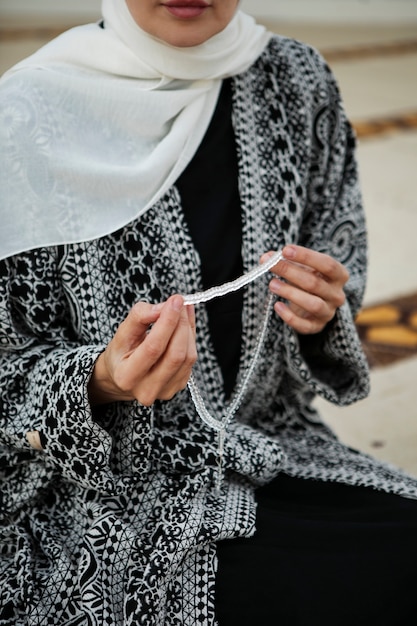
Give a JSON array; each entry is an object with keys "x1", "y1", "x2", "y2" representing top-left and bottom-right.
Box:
[{"x1": 162, "y1": 1, "x2": 210, "y2": 19}]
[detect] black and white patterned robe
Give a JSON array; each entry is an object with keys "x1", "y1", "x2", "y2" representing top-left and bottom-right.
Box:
[{"x1": 1, "y1": 37, "x2": 416, "y2": 625}]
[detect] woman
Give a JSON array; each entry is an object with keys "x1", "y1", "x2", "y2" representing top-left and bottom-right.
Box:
[{"x1": 1, "y1": 1, "x2": 416, "y2": 624}]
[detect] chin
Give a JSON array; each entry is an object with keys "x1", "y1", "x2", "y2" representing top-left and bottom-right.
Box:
[
  {"x1": 150, "y1": 13, "x2": 223, "y2": 47},
  {"x1": 158, "y1": 28, "x2": 214, "y2": 48},
  {"x1": 167, "y1": 37, "x2": 209, "y2": 47}
]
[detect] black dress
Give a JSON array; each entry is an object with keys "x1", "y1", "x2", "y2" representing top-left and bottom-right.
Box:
[{"x1": 178, "y1": 80, "x2": 417, "y2": 625}]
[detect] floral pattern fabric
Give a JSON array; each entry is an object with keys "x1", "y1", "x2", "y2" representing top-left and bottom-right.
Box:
[{"x1": 1, "y1": 37, "x2": 417, "y2": 625}]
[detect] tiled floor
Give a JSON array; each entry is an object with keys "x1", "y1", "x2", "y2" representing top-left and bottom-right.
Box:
[{"x1": 1, "y1": 13, "x2": 417, "y2": 476}]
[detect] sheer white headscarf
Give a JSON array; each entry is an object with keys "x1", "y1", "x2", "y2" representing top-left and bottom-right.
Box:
[{"x1": 0, "y1": 0, "x2": 271, "y2": 260}]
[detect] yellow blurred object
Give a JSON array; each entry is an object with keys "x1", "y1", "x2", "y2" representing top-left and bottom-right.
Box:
[
  {"x1": 367, "y1": 325, "x2": 417, "y2": 347},
  {"x1": 409, "y1": 311, "x2": 417, "y2": 330},
  {"x1": 356, "y1": 305, "x2": 400, "y2": 326}
]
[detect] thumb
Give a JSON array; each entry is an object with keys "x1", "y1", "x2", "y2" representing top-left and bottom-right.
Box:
[{"x1": 113, "y1": 301, "x2": 164, "y2": 354}]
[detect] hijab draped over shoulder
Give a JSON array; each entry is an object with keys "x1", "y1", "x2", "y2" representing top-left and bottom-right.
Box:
[{"x1": 0, "y1": 0, "x2": 271, "y2": 260}]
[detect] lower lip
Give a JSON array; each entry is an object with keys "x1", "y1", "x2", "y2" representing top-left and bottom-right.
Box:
[{"x1": 164, "y1": 5, "x2": 208, "y2": 19}]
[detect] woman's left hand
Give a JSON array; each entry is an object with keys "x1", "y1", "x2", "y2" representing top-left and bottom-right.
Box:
[{"x1": 261, "y1": 244, "x2": 350, "y2": 335}]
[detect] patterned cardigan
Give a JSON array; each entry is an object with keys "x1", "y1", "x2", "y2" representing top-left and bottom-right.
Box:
[{"x1": 1, "y1": 36, "x2": 416, "y2": 625}]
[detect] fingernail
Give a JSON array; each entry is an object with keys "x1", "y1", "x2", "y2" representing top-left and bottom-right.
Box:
[
  {"x1": 151, "y1": 302, "x2": 164, "y2": 313},
  {"x1": 283, "y1": 245, "x2": 296, "y2": 259},
  {"x1": 171, "y1": 295, "x2": 184, "y2": 312},
  {"x1": 274, "y1": 301, "x2": 286, "y2": 315},
  {"x1": 261, "y1": 251, "x2": 274, "y2": 261}
]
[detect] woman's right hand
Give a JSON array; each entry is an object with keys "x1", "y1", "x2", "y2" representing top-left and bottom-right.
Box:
[{"x1": 88, "y1": 295, "x2": 197, "y2": 406}]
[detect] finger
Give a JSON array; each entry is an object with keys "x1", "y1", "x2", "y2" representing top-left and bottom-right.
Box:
[
  {"x1": 260, "y1": 250, "x2": 285, "y2": 275},
  {"x1": 129, "y1": 295, "x2": 186, "y2": 375},
  {"x1": 274, "y1": 300, "x2": 327, "y2": 335},
  {"x1": 110, "y1": 295, "x2": 184, "y2": 396},
  {"x1": 261, "y1": 249, "x2": 325, "y2": 294},
  {"x1": 152, "y1": 305, "x2": 197, "y2": 381},
  {"x1": 134, "y1": 306, "x2": 197, "y2": 405},
  {"x1": 270, "y1": 279, "x2": 333, "y2": 323},
  {"x1": 93, "y1": 297, "x2": 191, "y2": 405},
  {"x1": 186, "y1": 304, "x2": 196, "y2": 340},
  {"x1": 282, "y1": 245, "x2": 349, "y2": 284},
  {"x1": 272, "y1": 251, "x2": 347, "y2": 309},
  {"x1": 148, "y1": 337, "x2": 197, "y2": 402},
  {"x1": 269, "y1": 271, "x2": 342, "y2": 310},
  {"x1": 156, "y1": 305, "x2": 196, "y2": 373},
  {"x1": 112, "y1": 300, "x2": 164, "y2": 355}
]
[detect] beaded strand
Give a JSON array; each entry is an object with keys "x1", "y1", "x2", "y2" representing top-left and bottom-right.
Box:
[
  {"x1": 182, "y1": 249, "x2": 283, "y2": 306},
  {"x1": 182, "y1": 250, "x2": 283, "y2": 492}
]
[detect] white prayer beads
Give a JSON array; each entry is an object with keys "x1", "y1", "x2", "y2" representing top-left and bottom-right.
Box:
[
  {"x1": 183, "y1": 249, "x2": 284, "y2": 492},
  {"x1": 182, "y1": 249, "x2": 283, "y2": 306}
]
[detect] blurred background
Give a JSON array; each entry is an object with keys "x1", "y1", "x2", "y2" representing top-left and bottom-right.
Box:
[{"x1": 1, "y1": 0, "x2": 417, "y2": 476}]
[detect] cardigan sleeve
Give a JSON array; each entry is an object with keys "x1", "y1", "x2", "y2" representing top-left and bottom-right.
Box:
[
  {"x1": 280, "y1": 43, "x2": 370, "y2": 406},
  {"x1": 300, "y1": 48, "x2": 368, "y2": 315},
  {"x1": 0, "y1": 248, "x2": 152, "y2": 517}
]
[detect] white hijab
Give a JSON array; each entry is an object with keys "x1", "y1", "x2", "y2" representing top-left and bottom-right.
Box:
[{"x1": 0, "y1": 0, "x2": 271, "y2": 261}]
